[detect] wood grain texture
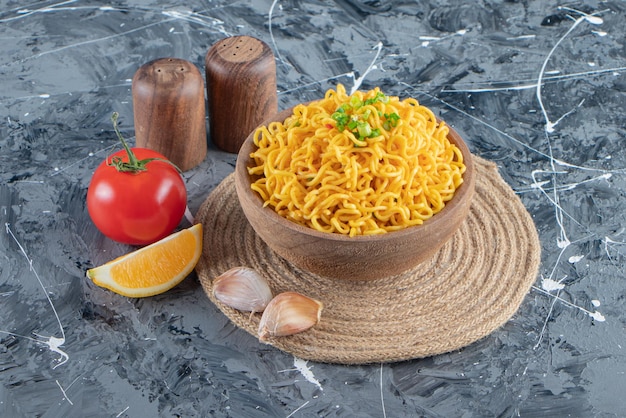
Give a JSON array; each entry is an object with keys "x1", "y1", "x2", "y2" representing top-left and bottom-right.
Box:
[
  {"x1": 205, "y1": 36, "x2": 277, "y2": 153},
  {"x1": 234, "y1": 107, "x2": 476, "y2": 280},
  {"x1": 132, "y1": 58, "x2": 207, "y2": 171}
]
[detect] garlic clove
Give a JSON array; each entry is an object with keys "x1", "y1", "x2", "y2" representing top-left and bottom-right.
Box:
[
  {"x1": 258, "y1": 291, "x2": 323, "y2": 341},
  {"x1": 213, "y1": 267, "x2": 273, "y2": 313}
]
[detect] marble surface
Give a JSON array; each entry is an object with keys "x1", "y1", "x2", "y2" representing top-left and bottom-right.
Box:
[{"x1": 1, "y1": 0, "x2": 625, "y2": 416}]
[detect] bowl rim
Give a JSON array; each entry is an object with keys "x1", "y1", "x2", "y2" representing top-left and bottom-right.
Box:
[{"x1": 235, "y1": 105, "x2": 475, "y2": 243}]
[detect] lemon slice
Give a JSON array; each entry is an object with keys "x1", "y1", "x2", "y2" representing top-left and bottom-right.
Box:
[{"x1": 87, "y1": 223, "x2": 203, "y2": 297}]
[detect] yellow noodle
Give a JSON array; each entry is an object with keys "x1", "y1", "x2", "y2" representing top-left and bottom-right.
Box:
[{"x1": 248, "y1": 84, "x2": 466, "y2": 236}]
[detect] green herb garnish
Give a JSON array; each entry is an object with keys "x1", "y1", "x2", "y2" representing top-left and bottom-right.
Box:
[
  {"x1": 364, "y1": 91, "x2": 388, "y2": 105},
  {"x1": 330, "y1": 91, "x2": 395, "y2": 144},
  {"x1": 383, "y1": 112, "x2": 400, "y2": 130},
  {"x1": 331, "y1": 111, "x2": 349, "y2": 131}
]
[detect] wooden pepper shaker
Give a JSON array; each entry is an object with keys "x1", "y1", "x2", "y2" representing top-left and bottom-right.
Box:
[
  {"x1": 132, "y1": 58, "x2": 207, "y2": 171},
  {"x1": 205, "y1": 36, "x2": 278, "y2": 153}
]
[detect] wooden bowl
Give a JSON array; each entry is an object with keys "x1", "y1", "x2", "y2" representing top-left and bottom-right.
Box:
[{"x1": 235, "y1": 107, "x2": 476, "y2": 280}]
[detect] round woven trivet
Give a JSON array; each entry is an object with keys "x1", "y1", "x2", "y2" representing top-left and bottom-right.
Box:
[{"x1": 195, "y1": 156, "x2": 541, "y2": 364}]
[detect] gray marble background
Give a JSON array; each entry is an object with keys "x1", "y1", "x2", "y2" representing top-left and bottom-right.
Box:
[{"x1": 1, "y1": 1, "x2": 625, "y2": 416}]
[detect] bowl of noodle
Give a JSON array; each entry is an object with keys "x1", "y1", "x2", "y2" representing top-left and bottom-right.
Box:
[{"x1": 235, "y1": 85, "x2": 475, "y2": 280}]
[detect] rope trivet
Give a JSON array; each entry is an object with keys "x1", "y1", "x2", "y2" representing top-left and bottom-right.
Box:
[{"x1": 195, "y1": 156, "x2": 541, "y2": 364}]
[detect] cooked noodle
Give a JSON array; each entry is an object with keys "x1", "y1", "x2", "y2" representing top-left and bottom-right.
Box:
[{"x1": 248, "y1": 84, "x2": 466, "y2": 236}]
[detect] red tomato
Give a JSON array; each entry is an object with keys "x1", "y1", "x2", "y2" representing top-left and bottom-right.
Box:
[{"x1": 87, "y1": 148, "x2": 187, "y2": 245}]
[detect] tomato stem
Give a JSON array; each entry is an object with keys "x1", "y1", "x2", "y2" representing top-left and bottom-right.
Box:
[
  {"x1": 110, "y1": 112, "x2": 142, "y2": 169},
  {"x1": 108, "y1": 112, "x2": 182, "y2": 174}
]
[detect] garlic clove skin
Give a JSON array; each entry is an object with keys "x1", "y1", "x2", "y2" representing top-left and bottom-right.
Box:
[
  {"x1": 258, "y1": 291, "x2": 323, "y2": 341},
  {"x1": 213, "y1": 267, "x2": 273, "y2": 313}
]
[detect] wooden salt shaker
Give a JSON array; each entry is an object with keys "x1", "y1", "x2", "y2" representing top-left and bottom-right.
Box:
[
  {"x1": 205, "y1": 36, "x2": 277, "y2": 153},
  {"x1": 132, "y1": 58, "x2": 207, "y2": 171}
]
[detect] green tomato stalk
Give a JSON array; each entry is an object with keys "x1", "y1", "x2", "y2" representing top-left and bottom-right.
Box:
[{"x1": 107, "y1": 112, "x2": 181, "y2": 173}]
